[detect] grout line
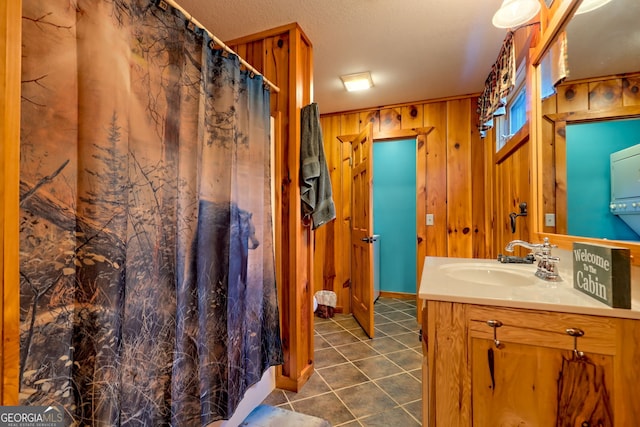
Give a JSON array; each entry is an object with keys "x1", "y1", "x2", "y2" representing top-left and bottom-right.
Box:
[{"x1": 281, "y1": 303, "x2": 422, "y2": 424}]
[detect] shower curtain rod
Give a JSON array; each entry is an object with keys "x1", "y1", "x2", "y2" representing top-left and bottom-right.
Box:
[{"x1": 161, "y1": 0, "x2": 281, "y2": 93}]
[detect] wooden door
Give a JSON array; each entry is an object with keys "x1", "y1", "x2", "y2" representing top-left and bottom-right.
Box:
[{"x1": 350, "y1": 124, "x2": 375, "y2": 338}]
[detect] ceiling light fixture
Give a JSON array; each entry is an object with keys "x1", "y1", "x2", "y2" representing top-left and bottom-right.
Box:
[
  {"x1": 492, "y1": 0, "x2": 541, "y2": 28},
  {"x1": 340, "y1": 71, "x2": 374, "y2": 92},
  {"x1": 574, "y1": 0, "x2": 613, "y2": 15}
]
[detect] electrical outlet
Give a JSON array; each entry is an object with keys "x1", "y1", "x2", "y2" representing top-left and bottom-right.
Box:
[
  {"x1": 545, "y1": 213, "x2": 556, "y2": 227},
  {"x1": 426, "y1": 214, "x2": 434, "y2": 226}
]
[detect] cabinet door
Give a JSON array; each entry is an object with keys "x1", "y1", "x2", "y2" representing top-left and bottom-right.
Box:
[
  {"x1": 468, "y1": 306, "x2": 615, "y2": 427},
  {"x1": 471, "y1": 338, "x2": 614, "y2": 426}
]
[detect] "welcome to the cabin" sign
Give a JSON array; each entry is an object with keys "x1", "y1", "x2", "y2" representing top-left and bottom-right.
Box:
[{"x1": 572, "y1": 242, "x2": 631, "y2": 309}]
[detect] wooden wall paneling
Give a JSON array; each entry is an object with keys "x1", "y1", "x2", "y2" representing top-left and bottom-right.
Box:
[
  {"x1": 484, "y1": 127, "x2": 498, "y2": 259},
  {"x1": 359, "y1": 110, "x2": 379, "y2": 133},
  {"x1": 541, "y1": 95, "x2": 558, "y2": 235},
  {"x1": 379, "y1": 107, "x2": 401, "y2": 132},
  {"x1": 416, "y1": 131, "x2": 427, "y2": 304},
  {"x1": 312, "y1": 222, "x2": 327, "y2": 293},
  {"x1": 557, "y1": 83, "x2": 588, "y2": 113},
  {"x1": 268, "y1": 32, "x2": 294, "y2": 383},
  {"x1": 248, "y1": 40, "x2": 265, "y2": 71},
  {"x1": 469, "y1": 99, "x2": 489, "y2": 258},
  {"x1": 495, "y1": 160, "x2": 504, "y2": 254},
  {"x1": 402, "y1": 104, "x2": 424, "y2": 129},
  {"x1": 229, "y1": 23, "x2": 314, "y2": 392},
  {"x1": 293, "y1": 26, "x2": 314, "y2": 391},
  {"x1": 233, "y1": 29, "x2": 296, "y2": 384},
  {"x1": 515, "y1": 142, "x2": 530, "y2": 243},
  {"x1": 340, "y1": 135, "x2": 352, "y2": 313},
  {"x1": 588, "y1": 78, "x2": 622, "y2": 111},
  {"x1": 265, "y1": 34, "x2": 290, "y2": 114},
  {"x1": 340, "y1": 113, "x2": 359, "y2": 135},
  {"x1": 233, "y1": 40, "x2": 265, "y2": 72},
  {"x1": 494, "y1": 133, "x2": 531, "y2": 256},
  {"x1": 445, "y1": 99, "x2": 473, "y2": 258},
  {"x1": 495, "y1": 158, "x2": 511, "y2": 254},
  {"x1": 423, "y1": 102, "x2": 448, "y2": 257},
  {"x1": 311, "y1": 118, "x2": 335, "y2": 295},
  {"x1": 1, "y1": 0, "x2": 21, "y2": 404},
  {"x1": 323, "y1": 116, "x2": 349, "y2": 312},
  {"x1": 315, "y1": 116, "x2": 342, "y2": 307},
  {"x1": 554, "y1": 121, "x2": 568, "y2": 235},
  {"x1": 623, "y1": 77, "x2": 640, "y2": 106},
  {"x1": 503, "y1": 146, "x2": 530, "y2": 252}
]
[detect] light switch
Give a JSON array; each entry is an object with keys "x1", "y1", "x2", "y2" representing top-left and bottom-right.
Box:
[
  {"x1": 426, "y1": 214, "x2": 434, "y2": 226},
  {"x1": 545, "y1": 213, "x2": 556, "y2": 227}
]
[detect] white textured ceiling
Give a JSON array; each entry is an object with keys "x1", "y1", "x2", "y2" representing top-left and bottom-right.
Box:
[
  {"x1": 177, "y1": 0, "x2": 508, "y2": 114},
  {"x1": 176, "y1": 0, "x2": 639, "y2": 114}
]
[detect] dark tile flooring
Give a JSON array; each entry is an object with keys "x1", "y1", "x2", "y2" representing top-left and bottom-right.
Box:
[{"x1": 262, "y1": 297, "x2": 423, "y2": 426}]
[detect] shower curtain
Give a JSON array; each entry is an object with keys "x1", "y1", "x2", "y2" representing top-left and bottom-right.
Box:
[{"x1": 19, "y1": 0, "x2": 283, "y2": 425}]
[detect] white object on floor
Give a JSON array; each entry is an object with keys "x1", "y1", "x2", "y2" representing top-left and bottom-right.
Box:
[{"x1": 239, "y1": 404, "x2": 331, "y2": 427}]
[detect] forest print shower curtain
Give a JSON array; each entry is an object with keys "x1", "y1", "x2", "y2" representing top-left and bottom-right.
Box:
[{"x1": 19, "y1": 0, "x2": 283, "y2": 425}]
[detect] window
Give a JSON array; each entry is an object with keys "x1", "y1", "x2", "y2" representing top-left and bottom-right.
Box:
[
  {"x1": 496, "y1": 59, "x2": 527, "y2": 152},
  {"x1": 509, "y1": 88, "x2": 526, "y2": 135}
]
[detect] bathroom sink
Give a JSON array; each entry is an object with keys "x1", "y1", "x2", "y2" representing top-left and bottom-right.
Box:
[{"x1": 438, "y1": 262, "x2": 538, "y2": 287}]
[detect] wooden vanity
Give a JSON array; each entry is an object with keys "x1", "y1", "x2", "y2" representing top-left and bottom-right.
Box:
[{"x1": 420, "y1": 256, "x2": 640, "y2": 426}]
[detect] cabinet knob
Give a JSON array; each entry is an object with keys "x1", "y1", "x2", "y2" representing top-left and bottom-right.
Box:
[{"x1": 565, "y1": 328, "x2": 584, "y2": 337}]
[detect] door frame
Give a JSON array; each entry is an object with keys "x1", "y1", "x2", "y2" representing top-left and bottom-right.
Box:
[
  {"x1": 338, "y1": 127, "x2": 433, "y2": 324},
  {"x1": 348, "y1": 124, "x2": 375, "y2": 337}
]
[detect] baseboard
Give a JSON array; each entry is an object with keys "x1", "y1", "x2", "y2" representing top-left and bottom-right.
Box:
[{"x1": 379, "y1": 291, "x2": 416, "y2": 300}]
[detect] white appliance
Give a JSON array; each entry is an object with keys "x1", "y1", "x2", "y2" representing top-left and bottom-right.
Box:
[{"x1": 610, "y1": 143, "x2": 640, "y2": 235}]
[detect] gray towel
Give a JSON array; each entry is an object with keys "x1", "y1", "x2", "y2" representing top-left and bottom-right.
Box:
[{"x1": 300, "y1": 103, "x2": 336, "y2": 229}]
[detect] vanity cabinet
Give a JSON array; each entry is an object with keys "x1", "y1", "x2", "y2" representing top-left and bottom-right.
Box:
[{"x1": 422, "y1": 301, "x2": 640, "y2": 426}]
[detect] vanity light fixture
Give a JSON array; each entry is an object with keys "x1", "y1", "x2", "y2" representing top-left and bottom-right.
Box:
[
  {"x1": 575, "y1": 0, "x2": 613, "y2": 15},
  {"x1": 340, "y1": 71, "x2": 374, "y2": 92},
  {"x1": 492, "y1": 0, "x2": 541, "y2": 28}
]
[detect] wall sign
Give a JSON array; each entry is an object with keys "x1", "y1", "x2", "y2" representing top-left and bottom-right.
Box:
[{"x1": 572, "y1": 242, "x2": 631, "y2": 308}]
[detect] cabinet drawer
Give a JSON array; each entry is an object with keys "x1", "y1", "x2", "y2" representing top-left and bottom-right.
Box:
[{"x1": 467, "y1": 304, "x2": 617, "y2": 355}]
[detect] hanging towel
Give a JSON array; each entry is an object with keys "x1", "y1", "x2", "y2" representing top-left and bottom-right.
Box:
[{"x1": 300, "y1": 102, "x2": 336, "y2": 229}]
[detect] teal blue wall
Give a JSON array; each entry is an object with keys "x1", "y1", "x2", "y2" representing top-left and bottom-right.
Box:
[
  {"x1": 566, "y1": 119, "x2": 640, "y2": 240},
  {"x1": 373, "y1": 139, "x2": 416, "y2": 295}
]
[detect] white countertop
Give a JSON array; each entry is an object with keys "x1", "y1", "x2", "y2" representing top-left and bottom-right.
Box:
[{"x1": 418, "y1": 256, "x2": 640, "y2": 320}]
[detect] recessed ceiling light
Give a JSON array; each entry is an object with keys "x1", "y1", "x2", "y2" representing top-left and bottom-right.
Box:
[{"x1": 340, "y1": 71, "x2": 374, "y2": 92}]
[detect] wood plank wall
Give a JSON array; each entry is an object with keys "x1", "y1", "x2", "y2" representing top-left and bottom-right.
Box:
[
  {"x1": 494, "y1": 138, "x2": 531, "y2": 256},
  {"x1": 227, "y1": 23, "x2": 315, "y2": 392},
  {"x1": 541, "y1": 72, "x2": 640, "y2": 235},
  {"x1": 1, "y1": 0, "x2": 22, "y2": 404},
  {"x1": 317, "y1": 97, "x2": 493, "y2": 313}
]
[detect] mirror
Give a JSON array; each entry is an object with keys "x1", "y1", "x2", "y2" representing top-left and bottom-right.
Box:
[{"x1": 537, "y1": 0, "x2": 640, "y2": 244}]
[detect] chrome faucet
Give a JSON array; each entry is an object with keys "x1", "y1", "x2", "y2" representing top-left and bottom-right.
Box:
[{"x1": 505, "y1": 237, "x2": 561, "y2": 282}]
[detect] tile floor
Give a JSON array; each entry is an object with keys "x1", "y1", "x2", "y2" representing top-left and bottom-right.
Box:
[{"x1": 262, "y1": 296, "x2": 423, "y2": 426}]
